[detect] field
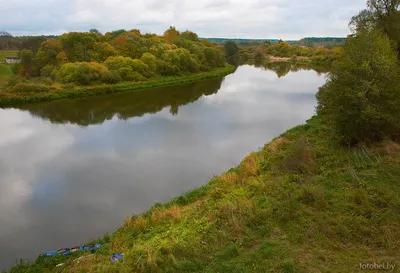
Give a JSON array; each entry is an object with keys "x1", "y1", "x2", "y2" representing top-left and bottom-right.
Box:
[{"x1": 0, "y1": 50, "x2": 18, "y2": 62}]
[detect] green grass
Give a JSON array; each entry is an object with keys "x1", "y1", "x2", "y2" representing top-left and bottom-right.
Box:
[
  {"x1": 0, "y1": 64, "x2": 13, "y2": 87},
  {"x1": 0, "y1": 65, "x2": 236, "y2": 106},
  {"x1": 7, "y1": 116, "x2": 400, "y2": 272},
  {"x1": 0, "y1": 50, "x2": 18, "y2": 62}
]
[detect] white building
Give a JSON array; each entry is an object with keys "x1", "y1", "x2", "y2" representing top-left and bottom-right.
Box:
[{"x1": 5, "y1": 57, "x2": 21, "y2": 64}]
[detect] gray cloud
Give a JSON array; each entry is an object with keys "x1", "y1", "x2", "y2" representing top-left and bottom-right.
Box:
[{"x1": 0, "y1": 0, "x2": 366, "y2": 39}]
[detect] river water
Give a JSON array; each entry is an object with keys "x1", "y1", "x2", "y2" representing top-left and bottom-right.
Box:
[{"x1": 0, "y1": 63, "x2": 327, "y2": 269}]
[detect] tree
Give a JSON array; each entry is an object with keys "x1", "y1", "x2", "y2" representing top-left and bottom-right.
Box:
[
  {"x1": 90, "y1": 29, "x2": 102, "y2": 35},
  {"x1": 35, "y1": 39, "x2": 62, "y2": 68},
  {"x1": 90, "y1": 42, "x2": 117, "y2": 62},
  {"x1": 19, "y1": 49, "x2": 38, "y2": 76},
  {"x1": 351, "y1": 0, "x2": 400, "y2": 55},
  {"x1": 317, "y1": 29, "x2": 400, "y2": 144},
  {"x1": 163, "y1": 26, "x2": 180, "y2": 44},
  {"x1": 20, "y1": 49, "x2": 34, "y2": 66},
  {"x1": 181, "y1": 30, "x2": 199, "y2": 41},
  {"x1": 224, "y1": 41, "x2": 239, "y2": 57}
]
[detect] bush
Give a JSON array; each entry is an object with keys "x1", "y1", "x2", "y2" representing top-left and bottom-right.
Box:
[
  {"x1": 12, "y1": 83, "x2": 50, "y2": 93},
  {"x1": 104, "y1": 56, "x2": 150, "y2": 81},
  {"x1": 43, "y1": 78, "x2": 53, "y2": 86},
  {"x1": 317, "y1": 30, "x2": 400, "y2": 144},
  {"x1": 57, "y1": 62, "x2": 110, "y2": 85},
  {"x1": 101, "y1": 70, "x2": 122, "y2": 84}
]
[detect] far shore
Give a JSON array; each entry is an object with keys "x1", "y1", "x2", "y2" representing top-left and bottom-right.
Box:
[{"x1": 0, "y1": 65, "x2": 236, "y2": 107}]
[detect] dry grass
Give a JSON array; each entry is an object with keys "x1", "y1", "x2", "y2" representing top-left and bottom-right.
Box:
[
  {"x1": 281, "y1": 136, "x2": 316, "y2": 174},
  {"x1": 239, "y1": 152, "x2": 262, "y2": 177},
  {"x1": 373, "y1": 140, "x2": 400, "y2": 156},
  {"x1": 150, "y1": 205, "x2": 183, "y2": 224},
  {"x1": 267, "y1": 137, "x2": 291, "y2": 153},
  {"x1": 124, "y1": 216, "x2": 149, "y2": 230},
  {"x1": 219, "y1": 172, "x2": 240, "y2": 185}
]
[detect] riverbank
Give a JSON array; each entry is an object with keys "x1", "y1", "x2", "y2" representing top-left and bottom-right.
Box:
[
  {"x1": 8, "y1": 115, "x2": 400, "y2": 272},
  {"x1": 0, "y1": 65, "x2": 236, "y2": 107}
]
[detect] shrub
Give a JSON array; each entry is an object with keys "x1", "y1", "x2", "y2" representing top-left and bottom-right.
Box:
[
  {"x1": 101, "y1": 70, "x2": 122, "y2": 84},
  {"x1": 57, "y1": 62, "x2": 110, "y2": 85},
  {"x1": 104, "y1": 56, "x2": 149, "y2": 81},
  {"x1": 317, "y1": 29, "x2": 400, "y2": 144},
  {"x1": 40, "y1": 64, "x2": 55, "y2": 77},
  {"x1": 12, "y1": 83, "x2": 50, "y2": 93},
  {"x1": 43, "y1": 78, "x2": 53, "y2": 86}
]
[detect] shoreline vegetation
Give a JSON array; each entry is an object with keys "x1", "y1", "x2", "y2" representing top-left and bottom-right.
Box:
[
  {"x1": 0, "y1": 65, "x2": 235, "y2": 107},
  {"x1": 8, "y1": 116, "x2": 400, "y2": 272},
  {"x1": 0, "y1": 26, "x2": 339, "y2": 107}
]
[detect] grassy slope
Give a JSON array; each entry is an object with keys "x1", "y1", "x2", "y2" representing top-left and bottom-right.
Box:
[
  {"x1": 0, "y1": 65, "x2": 236, "y2": 107},
  {"x1": 0, "y1": 50, "x2": 18, "y2": 62},
  {"x1": 8, "y1": 116, "x2": 400, "y2": 272}
]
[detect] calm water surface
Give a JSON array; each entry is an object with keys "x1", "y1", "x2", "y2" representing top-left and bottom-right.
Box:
[{"x1": 0, "y1": 64, "x2": 327, "y2": 269}]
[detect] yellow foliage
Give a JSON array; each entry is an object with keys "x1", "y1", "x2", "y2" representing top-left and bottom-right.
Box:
[
  {"x1": 267, "y1": 137, "x2": 290, "y2": 153},
  {"x1": 240, "y1": 152, "x2": 262, "y2": 177},
  {"x1": 151, "y1": 205, "x2": 182, "y2": 224},
  {"x1": 220, "y1": 172, "x2": 239, "y2": 185}
]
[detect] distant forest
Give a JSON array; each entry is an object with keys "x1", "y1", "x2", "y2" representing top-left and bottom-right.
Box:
[
  {"x1": 0, "y1": 35, "x2": 58, "y2": 53},
  {"x1": 0, "y1": 32, "x2": 347, "y2": 53},
  {"x1": 205, "y1": 37, "x2": 346, "y2": 47}
]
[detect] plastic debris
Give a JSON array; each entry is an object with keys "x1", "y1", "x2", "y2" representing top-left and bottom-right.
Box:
[
  {"x1": 40, "y1": 244, "x2": 101, "y2": 257},
  {"x1": 110, "y1": 253, "x2": 125, "y2": 263}
]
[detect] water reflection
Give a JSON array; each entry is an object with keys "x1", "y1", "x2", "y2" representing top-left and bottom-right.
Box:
[
  {"x1": 16, "y1": 79, "x2": 223, "y2": 126},
  {"x1": 13, "y1": 64, "x2": 327, "y2": 127},
  {"x1": 0, "y1": 65, "x2": 327, "y2": 269}
]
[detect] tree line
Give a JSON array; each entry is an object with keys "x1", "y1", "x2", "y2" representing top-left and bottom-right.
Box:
[
  {"x1": 10, "y1": 27, "x2": 226, "y2": 87},
  {"x1": 223, "y1": 40, "x2": 343, "y2": 65}
]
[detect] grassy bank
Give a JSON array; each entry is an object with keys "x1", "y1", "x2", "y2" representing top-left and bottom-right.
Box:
[
  {"x1": 8, "y1": 116, "x2": 400, "y2": 272},
  {"x1": 0, "y1": 65, "x2": 236, "y2": 107}
]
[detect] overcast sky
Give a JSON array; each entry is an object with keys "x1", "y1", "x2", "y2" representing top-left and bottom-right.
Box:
[{"x1": 0, "y1": 0, "x2": 366, "y2": 39}]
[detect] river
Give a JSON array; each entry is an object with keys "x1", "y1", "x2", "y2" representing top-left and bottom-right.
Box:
[{"x1": 0, "y1": 63, "x2": 328, "y2": 269}]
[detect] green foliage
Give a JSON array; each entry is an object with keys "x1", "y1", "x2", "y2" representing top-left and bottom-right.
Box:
[
  {"x1": 224, "y1": 41, "x2": 239, "y2": 57},
  {"x1": 0, "y1": 65, "x2": 236, "y2": 106},
  {"x1": 317, "y1": 29, "x2": 400, "y2": 144},
  {"x1": 90, "y1": 42, "x2": 117, "y2": 62},
  {"x1": 267, "y1": 41, "x2": 292, "y2": 57},
  {"x1": 57, "y1": 62, "x2": 111, "y2": 85},
  {"x1": 11, "y1": 83, "x2": 50, "y2": 93},
  {"x1": 351, "y1": 0, "x2": 400, "y2": 55},
  {"x1": 104, "y1": 56, "x2": 149, "y2": 81},
  {"x1": 59, "y1": 32, "x2": 100, "y2": 62},
  {"x1": 180, "y1": 30, "x2": 199, "y2": 41}
]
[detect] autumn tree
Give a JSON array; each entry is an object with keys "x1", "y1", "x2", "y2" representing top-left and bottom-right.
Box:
[{"x1": 163, "y1": 26, "x2": 180, "y2": 44}]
